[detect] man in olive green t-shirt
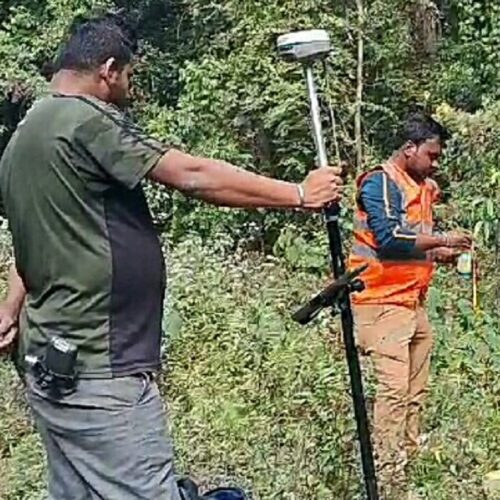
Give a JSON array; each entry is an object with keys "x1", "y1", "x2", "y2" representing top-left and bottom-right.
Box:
[{"x1": 0, "y1": 13, "x2": 343, "y2": 500}]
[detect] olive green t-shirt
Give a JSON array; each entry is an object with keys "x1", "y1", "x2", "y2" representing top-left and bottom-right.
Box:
[{"x1": 0, "y1": 94, "x2": 168, "y2": 378}]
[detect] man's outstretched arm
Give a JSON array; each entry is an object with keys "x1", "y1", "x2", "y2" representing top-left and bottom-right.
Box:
[
  {"x1": 0, "y1": 263, "x2": 26, "y2": 350},
  {"x1": 76, "y1": 105, "x2": 343, "y2": 208},
  {"x1": 149, "y1": 149, "x2": 343, "y2": 209}
]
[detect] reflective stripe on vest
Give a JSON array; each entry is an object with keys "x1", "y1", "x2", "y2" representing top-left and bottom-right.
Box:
[{"x1": 349, "y1": 163, "x2": 437, "y2": 306}]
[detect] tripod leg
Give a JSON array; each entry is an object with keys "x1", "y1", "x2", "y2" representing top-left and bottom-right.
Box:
[
  {"x1": 326, "y1": 209, "x2": 379, "y2": 500},
  {"x1": 338, "y1": 296, "x2": 379, "y2": 499}
]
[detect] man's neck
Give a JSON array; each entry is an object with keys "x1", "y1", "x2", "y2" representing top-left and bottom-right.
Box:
[
  {"x1": 50, "y1": 70, "x2": 103, "y2": 100},
  {"x1": 389, "y1": 152, "x2": 423, "y2": 184}
]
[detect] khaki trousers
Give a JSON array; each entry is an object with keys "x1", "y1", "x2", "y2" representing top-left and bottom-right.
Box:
[{"x1": 354, "y1": 303, "x2": 433, "y2": 498}]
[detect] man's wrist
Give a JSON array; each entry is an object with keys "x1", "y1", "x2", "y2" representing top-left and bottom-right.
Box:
[
  {"x1": 296, "y1": 183, "x2": 305, "y2": 207},
  {"x1": 440, "y1": 233, "x2": 450, "y2": 248},
  {"x1": 426, "y1": 249, "x2": 436, "y2": 262}
]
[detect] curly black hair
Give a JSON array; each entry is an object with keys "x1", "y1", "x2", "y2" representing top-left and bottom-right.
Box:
[
  {"x1": 53, "y1": 9, "x2": 139, "y2": 73},
  {"x1": 398, "y1": 112, "x2": 451, "y2": 147}
]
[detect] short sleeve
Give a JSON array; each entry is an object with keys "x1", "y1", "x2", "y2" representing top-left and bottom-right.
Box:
[{"x1": 73, "y1": 103, "x2": 168, "y2": 190}]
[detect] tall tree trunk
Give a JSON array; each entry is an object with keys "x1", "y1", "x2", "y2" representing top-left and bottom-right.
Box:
[
  {"x1": 355, "y1": 0, "x2": 364, "y2": 172},
  {"x1": 496, "y1": 218, "x2": 500, "y2": 325}
]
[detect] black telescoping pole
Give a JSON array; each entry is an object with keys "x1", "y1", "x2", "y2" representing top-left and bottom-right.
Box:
[{"x1": 303, "y1": 64, "x2": 379, "y2": 500}]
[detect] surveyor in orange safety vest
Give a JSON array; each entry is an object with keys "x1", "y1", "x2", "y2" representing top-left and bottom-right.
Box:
[{"x1": 348, "y1": 113, "x2": 472, "y2": 500}]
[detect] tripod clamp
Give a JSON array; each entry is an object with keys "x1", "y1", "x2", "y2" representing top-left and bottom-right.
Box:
[{"x1": 292, "y1": 264, "x2": 368, "y2": 325}]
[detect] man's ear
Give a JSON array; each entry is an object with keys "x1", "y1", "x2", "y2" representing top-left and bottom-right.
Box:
[
  {"x1": 403, "y1": 141, "x2": 417, "y2": 157},
  {"x1": 99, "y1": 57, "x2": 118, "y2": 80}
]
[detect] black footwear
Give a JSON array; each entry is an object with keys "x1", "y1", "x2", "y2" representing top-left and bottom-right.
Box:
[
  {"x1": 202, "y1": 487, "x2": 247, "y2": 500},
  {"x1": 177, "y1": 477, "x2": 247, "y2": 500}
]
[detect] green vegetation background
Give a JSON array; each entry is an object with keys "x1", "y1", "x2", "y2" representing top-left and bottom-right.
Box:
[{"x1": 0, "y1": 1, "x2": 498, "y2": 498}]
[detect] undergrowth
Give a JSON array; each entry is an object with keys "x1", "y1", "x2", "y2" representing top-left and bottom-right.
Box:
[{"x1": 0, "y1": 235, "x2": 497, "y2": 499}]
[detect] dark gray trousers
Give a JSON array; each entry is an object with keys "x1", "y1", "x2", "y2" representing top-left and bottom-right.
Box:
[{"x1": 25, "y1": 373, "x2": 183, "y2": 500}]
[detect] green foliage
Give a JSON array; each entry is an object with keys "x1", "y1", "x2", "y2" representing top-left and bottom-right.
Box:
[
  {"x1": 0, "y1": 363, "x2": 45, "y2": 500},
  {"x1": 0, "y1": 238, "x2": 498, "y2": 499},
  {"x1": 3, "y1": 0, "x2": 498, "y2": 243},
  {"x1": 0, "y1": 2, "x2": 499, "y2": 498},
  {"x1": 436, "y1": 102, "x2": 499, "y2": 249},
  {"x1": 434, "y1": 0, "x2": 500, "y2": 108},
  {"x1": 0, "y1": 0, "x2": 109, "y2": 92}
]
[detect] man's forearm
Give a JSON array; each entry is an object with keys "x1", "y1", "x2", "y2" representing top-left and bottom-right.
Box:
[
  {"x1": 151, "y1": 149, "x2": 301, "y2": 208},
  {"x1": 177, "y1": 157, "x2": 301, "y2": 208},
  {"x1": 415, "y1": 234, "x2": 447, "y2": 252},
  {"x1": 4, "y1": 264, "x2": 26, "y2": 314}
]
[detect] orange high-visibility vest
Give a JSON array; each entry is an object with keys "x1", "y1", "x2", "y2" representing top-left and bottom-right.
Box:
[{"x1": 349, "y1": 162, "x2": 440, "y2": 306}]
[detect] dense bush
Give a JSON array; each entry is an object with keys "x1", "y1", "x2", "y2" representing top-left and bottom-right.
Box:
[
  {"x1": 0, "y1": 1, "x2": 498, "y2": 499},
  {"x1": 0, "y1": 237, "x2": 498, "y2": 499},
  {"x1": 0, "y1": 0, "x2": 498, "y2": 245}
]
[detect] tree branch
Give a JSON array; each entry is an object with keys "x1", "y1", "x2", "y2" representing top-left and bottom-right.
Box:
[{"x1": 355, "y1": 0, "x2": 364, "y2": 172}]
